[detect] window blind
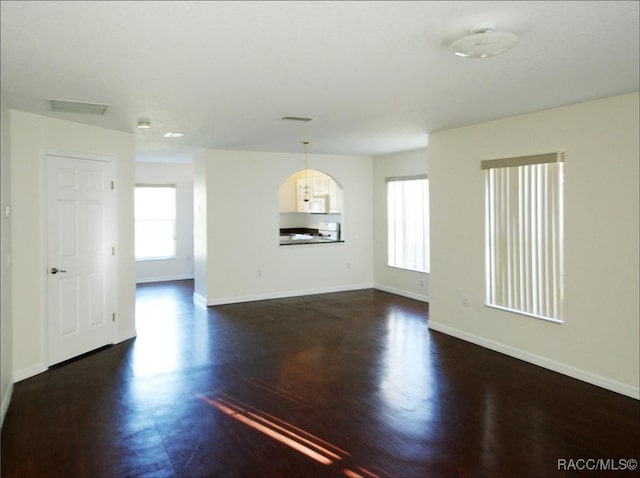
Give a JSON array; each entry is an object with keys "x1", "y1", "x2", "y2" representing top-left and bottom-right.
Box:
[{"x1": 483, "y1": 153, "x2": 564, "y2": 321}]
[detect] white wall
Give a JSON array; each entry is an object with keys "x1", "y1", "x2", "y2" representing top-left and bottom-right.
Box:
[
  {"x1": 10, "y1": 111, "x2": 136, "y2": 381},
  {"x1": 429, "y1": 93, "x2": 639, "y2": 398},
  {"x1": 373, "y1": 148, "x2": 429, "y2": 302},
  {"x1": 193, "y1": 157, "x2": 208, "y2": 302},
  {"x1": 135, "y1": 162, "x2": 194, "y2": 283},
  {"x1": 194, "y1": 149, "x2": 373, "y2": 305},
  {"x1": 1, "y1": 96, "x2": 13, "y2": 426}
]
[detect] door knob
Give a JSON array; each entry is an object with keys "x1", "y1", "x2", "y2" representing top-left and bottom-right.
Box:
[{"x1": 50, "y1": 267, "x2": 67, "y2": 275}]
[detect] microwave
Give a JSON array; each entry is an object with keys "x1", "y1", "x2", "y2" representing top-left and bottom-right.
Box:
[{"x1": 307, "y1": 195, "x2": 329, "y2": 213}]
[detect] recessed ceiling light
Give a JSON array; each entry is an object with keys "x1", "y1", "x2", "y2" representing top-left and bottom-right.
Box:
[
  {"x1": 449, "y1": 26, "x2": 519, "y2": 59},
  {"x1": 137, "y1": 120, "x2": 152, "y2": 129},
  {"x1": 163, "y1": 132, "x2": 185, "y2": 138}
]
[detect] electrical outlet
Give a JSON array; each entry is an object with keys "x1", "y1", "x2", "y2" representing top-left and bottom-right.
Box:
[
  {"x1": 462, "y1": 296, "x2": 470, "y2": 307},
  {"x1": 420, "y1": 279, "x2": 425, "y2": 287}
]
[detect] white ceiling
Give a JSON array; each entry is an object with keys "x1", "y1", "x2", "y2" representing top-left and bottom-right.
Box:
[{"x1": 1, "y1": 1, "x2": 638, "y2": 163}]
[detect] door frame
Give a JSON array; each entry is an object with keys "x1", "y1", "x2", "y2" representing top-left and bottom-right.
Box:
[{"x1": 42, "y1": 150, "x2": 118, "y2": 366}]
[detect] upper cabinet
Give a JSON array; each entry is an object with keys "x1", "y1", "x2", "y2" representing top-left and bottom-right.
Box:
[
  {"x1": 327, "y1": 178, "x2": 343, "y2": 213},
  {"x1": 279, "y1": 170, "x2": 342, "y2": 214}
]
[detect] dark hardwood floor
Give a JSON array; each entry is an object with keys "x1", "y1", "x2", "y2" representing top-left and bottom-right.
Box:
[{"x1": 2, "y1": 280, "x2": 638, "y2": 477}]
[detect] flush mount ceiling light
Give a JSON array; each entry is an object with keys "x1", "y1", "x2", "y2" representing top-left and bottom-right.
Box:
[
  {"x1": 449, "y1": 26, "x2": 519, "y2": 59},
  {"x1": 163, "y1": 132, "x2": 184, "y2": 138},
  {"x1": 137, "y1": 120, "x2": 152, "y2": 129}
]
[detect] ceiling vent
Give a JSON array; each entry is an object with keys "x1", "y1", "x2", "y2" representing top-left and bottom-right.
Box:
[
  {"x1": 281, "y1": 116, "x2": 314, "y2": 122},
  {"x1": 48, "y1": 98, "x2": 109, "y2": 115}
]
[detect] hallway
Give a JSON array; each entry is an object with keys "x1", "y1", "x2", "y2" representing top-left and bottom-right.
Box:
[{"x1": 2, "y1": 281, "x2": 638, "y2": 477}]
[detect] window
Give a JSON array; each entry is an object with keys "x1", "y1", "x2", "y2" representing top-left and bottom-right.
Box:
[
  {"x1": 135, "y1": 185, "x2": 176, "y2": 261},
  {"x1": 387, "y1": 175, "x2": 429, "y2": 273},
  {"x1": 483, "y1": 153, "x2": 564, "y2": 322}
]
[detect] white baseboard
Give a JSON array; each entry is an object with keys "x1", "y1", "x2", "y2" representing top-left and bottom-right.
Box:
[
  {"x1": 204, "y1": 283, "x2": 375, "y2": 306},
  {"x1": 136, "y1": 274, "x2": 194, "y2": 284},
  {"x1": 1, "y1": 381, "x2": 13, "y2": 428},
  {"x1": 12, "y1": 334, "x2": 135, "y2": 386},
  {"x1": 13, "y1": 363, "x2": 47, "y2": 383},
  {"x1": 193, "y1": 292, "x2": 207, "y2": 307},
  {"x1": 117, "y1": 328, "x2": 137, "y2": 343},
  {"x1": 428, "y1": 321, "x2": 640, "y2": 400},
  {"x1": 374, "y1": 284, "x2": 430, "y2": 303}
]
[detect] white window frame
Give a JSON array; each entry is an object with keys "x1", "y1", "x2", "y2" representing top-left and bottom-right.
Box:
[
  {"x1": 483, "y1": 153, "x2": 564, "y2": 323},
  {"x1": 387, "y1": 175, "x2": 429, "y2": 273},
  {"x1": 135, "y1": 184, "x2": 177, "y2": 261}
]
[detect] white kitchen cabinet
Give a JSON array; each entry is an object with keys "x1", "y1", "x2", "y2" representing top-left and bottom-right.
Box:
[
  {"x1": 295, "y1": 176, "x2": 343, "y2": 213},
  {"x1": 311, "y1": 176, "x2": 329, "y2": 195},
  {"x1": 328, "y1": 179, "x2": 343, "y2": 213},
  {"x1": 281, "y1": 171, "x2": 342, "y2": 214}
]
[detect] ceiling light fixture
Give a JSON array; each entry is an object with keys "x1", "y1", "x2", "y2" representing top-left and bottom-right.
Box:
[
  {"x1": 137, "y1": 120, "x2": 152, "y2": 129},
  {"x1": 163, "y1": 132, "x2": 184, "y2": 138},
  {"x1": 302, "y1": 141, "x2": 312, "y2": 202},
  {"x1": 449, "y1": 25, "x2": 519, "y2": 59}
]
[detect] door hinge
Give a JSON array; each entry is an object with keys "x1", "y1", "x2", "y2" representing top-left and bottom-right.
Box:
[
  {"x1": 112, "y1": 313, "x2": 116, "y2": 322},
  {"x1": 112, "y1": 246, "x2": 115, "y2": 256},
  {"x1": 110, "y1": 180, "x2": 114, "y2": 190}
]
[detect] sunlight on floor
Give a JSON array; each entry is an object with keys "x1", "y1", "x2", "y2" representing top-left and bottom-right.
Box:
[
  {"x1": 199, "y1": 393, "x2": 387, "y2": 478},
  {"x1": 378, "y1": 310, "x2": 439, "y2": 435},
  {"x1": 133, "y1": 296, "x2": 182, "y2": 377}
]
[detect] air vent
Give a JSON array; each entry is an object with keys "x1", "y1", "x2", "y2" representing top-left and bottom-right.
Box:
[
  {"x1": 281, "y1": 116, "x2": 314, "y2": 122},
  {"x1": 48, "y1": 99, "x2": 109, "y2": 115}
]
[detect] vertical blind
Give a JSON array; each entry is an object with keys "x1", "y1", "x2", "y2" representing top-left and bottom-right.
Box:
[
  {"x1": 387, "y1": 176, "x2": 429, "y2": 273},
  {"x1": 482, "y1": 153, "x2": 564, "y2": 321}
]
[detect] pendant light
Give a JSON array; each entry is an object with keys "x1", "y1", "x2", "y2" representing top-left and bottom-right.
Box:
[{"x1": 302, "y1": 141, "x2": 312, "y2": 202}]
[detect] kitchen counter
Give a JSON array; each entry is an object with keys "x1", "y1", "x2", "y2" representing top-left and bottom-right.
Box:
[
  {"x1": 279, "y1": 235, "x2": 344, "y2": 245},
  {"x1": 279, "y1": 226, "x2": 342, "y2": 245},
  {"x1": 280, "y1": 227, "x2": 344, "y2": 246}
]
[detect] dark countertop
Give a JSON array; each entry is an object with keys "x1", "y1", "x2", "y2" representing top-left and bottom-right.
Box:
[
  {"x1": 279, "y1": 237, "x2": 344, "y2": 245},
  {"x1": 279, "y1": 227, "x2": 319, "y2": 235},
  {"x1": 279, "y1": 228, "x2": 342, "y2": 245}
]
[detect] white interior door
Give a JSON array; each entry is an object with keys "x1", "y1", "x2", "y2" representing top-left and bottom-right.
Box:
[{"x1": 46, "y1": 154, "x2": 115, "y2": 366}]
